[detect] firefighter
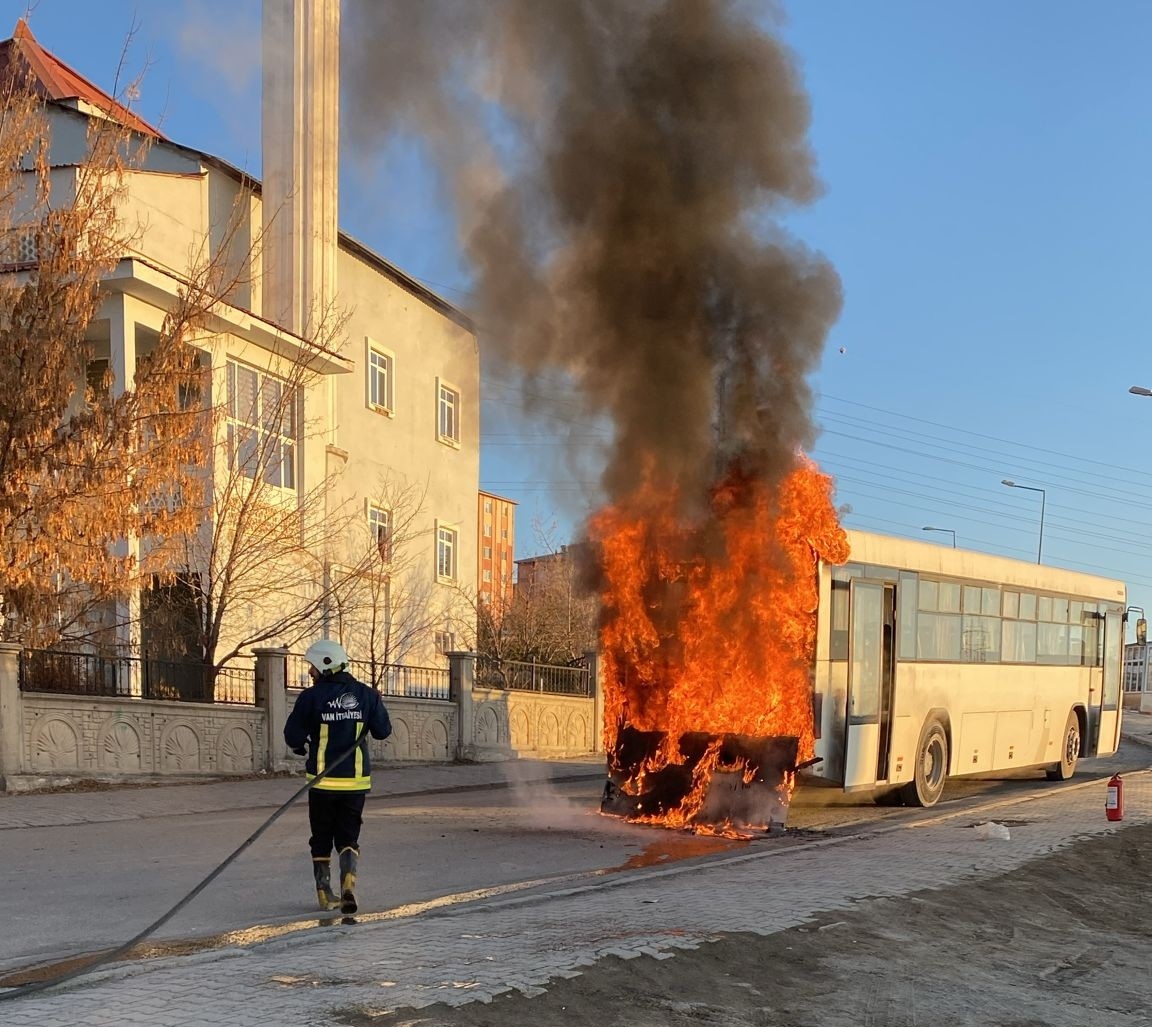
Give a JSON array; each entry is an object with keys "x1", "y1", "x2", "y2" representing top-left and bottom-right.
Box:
[{"x1": 284, "y1": 639, "x2": 392, "y2": 913}]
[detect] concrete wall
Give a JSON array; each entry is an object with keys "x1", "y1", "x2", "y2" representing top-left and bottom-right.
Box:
[{"x1": 1, "y1": 650, "x2": 600, "y2": 792}]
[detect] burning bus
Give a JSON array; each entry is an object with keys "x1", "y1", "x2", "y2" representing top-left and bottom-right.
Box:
[{"x1": 595, "y1": 460, "x2": 1126, "y2": 833}]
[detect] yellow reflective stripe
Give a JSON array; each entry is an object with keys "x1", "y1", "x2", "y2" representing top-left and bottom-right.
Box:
[
  {"x1": 311, "y1": 774, "x2": 372, "y2": 791},
  {"x1": 317, "y1": 723, "x2": 329, "y2": 776},
  {"x1": 354, "y1": 722, "x2": 365, "y2": 780}
]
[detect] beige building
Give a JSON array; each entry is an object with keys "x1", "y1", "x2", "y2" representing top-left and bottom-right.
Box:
[{"x1": 2, "y1": 11, "x2": 478, "y2": 671}]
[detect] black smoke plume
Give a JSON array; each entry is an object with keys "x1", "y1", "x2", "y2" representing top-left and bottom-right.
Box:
[{"x1": 343, "y1": 0, "x2": 841, "y2": 513}]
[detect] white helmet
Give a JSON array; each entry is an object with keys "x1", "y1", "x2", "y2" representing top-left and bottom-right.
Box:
[{"x1": 304, "y1": 639, "x2": 349, "y2": 675}]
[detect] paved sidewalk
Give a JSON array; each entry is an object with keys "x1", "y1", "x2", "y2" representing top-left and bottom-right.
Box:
[
  {"x1": 3, "y1": 723, "x2": 1150, "y2": 1024},
  {"x1": 0, "y1": 756, "x2": 607, "y2": 829},
  {"x1": 3, "y1": 758, "x2": 1151, "y2": 1024}
]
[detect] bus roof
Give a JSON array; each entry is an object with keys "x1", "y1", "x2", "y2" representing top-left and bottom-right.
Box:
[{"x1": 842, "y1": 530, "x2": 1126, "y2": 603}]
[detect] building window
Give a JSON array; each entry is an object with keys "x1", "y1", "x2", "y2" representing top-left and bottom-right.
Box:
[
  {"x1": 482, "y1": 569, "x2": 492, "y2": 582},
  {"x1": 368, "y1": 505, "x2": 392, "y2": 562},
  {"x1": 483, "y1": 546, "x2": 492, "y2": 560},
  {"x1": 484, "y1": 499, "x2": 492, "y2": 513},
  {"x1": 437, "y1": 379, "x2": 460, "y2": 445},
  {"x1": 367, "y1": 341, "x2": 394, "y2": 414},
  {"x1": 436, "y1": 524, "x2": 458, "y2": 581},
  {"x1": 227, "y1": 360, "x2": 297, "y2": 489},
  {"x1": 435, "y1": 630, "x2": 456, "y2": 655}
]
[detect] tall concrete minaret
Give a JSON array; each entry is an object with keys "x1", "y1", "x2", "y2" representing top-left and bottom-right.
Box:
[{"x1": 261, "y1": 0, "x2": 339, "y2": 337}]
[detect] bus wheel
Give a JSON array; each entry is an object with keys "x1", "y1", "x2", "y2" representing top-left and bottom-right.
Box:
[
  {"x1": 901, "y1": 720, "x2": 948, "y2": 807},
  {"x1": 1045, "y1": 710, "x2": 1080, "y2": 782}
]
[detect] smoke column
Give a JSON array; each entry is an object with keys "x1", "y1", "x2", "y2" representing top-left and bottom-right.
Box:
[{"x1": 343, "y1": 0, "x2": 841, "y2": 514}]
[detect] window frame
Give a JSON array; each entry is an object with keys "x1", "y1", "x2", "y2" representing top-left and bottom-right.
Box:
[
  {"x1": 367, "y1": 502, "x2": 393, "y2": 563},
  {"x1": 225, "y1": 358, "x2": 298, "y2": 491},
  {"x1": 435, "y1": 521, "x2": 459, "y2": 583},
  {"x1": 436, "y1": 377, "x2": 461, "y2": 447},
  {"x1": 365, "y1": 337, "x2": 396, "y2": 416}
]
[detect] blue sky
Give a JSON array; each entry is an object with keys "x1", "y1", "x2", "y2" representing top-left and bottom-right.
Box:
[{"x1": 10, "y1": 1, "x2": 1152, "y2": 627}]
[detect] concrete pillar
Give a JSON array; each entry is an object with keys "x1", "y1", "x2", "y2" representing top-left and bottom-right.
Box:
[
  {"x1": 108, "y1": 292, "x2": 143, "y2": 691},
  {"x1": 262, "y1": 0, "x2": 339, "y2": 336},
  {"x1": 254, "y1": 647, "x2": 290, "y2": 772},
  {"x1": 0, "y1": 643, "x2": 24, "y2": 790},
  {"x1": 448, "y1": 651, "x2": 476, "y2": 762},
  {"x1": 586, "y1": 650, "x2": 605, "y2": 754}
]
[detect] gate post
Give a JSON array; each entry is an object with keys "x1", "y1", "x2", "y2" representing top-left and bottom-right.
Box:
[
  {"x1": 448, "y1": 651, "x2": 476, "y2": 761},
  {"x1": 585, "y1": 649, "x2": 604, "y2": 753},
  {"x1": 254, "y1": 647, "x2": 289, "y2": 772},
  {"x1": 0, "y1": 643, "x2": 23, "y2": 790}
]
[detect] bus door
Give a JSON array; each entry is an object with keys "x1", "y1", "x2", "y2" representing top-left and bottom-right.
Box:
[
  {"x1": 844, "y1": 580, "x2": 897, "y2": 790},
  {"x1": 1093, "y1": 608, "x2": 1123, "y2": 755}
]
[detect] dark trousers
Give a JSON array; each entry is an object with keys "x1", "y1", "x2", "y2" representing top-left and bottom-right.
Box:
[{"x1": 308, "y1": 789, "x2": 367, "y2": 858}]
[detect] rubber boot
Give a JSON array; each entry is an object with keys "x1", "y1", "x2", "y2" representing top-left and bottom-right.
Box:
[
  {"x1": 338, "y1": 846, "x2": 359, "y2": 915},
  {"x1": 312, "y1": 858, "x2": 340, "y2": 911}
]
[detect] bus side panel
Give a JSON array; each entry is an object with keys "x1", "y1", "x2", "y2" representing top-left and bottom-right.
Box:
[
  {"x1": 890, "y1": 664, "x2": 1082, "y2": 779},
  {"x1": 959, "y1": 712, "x2": 997, "y2": 772}
]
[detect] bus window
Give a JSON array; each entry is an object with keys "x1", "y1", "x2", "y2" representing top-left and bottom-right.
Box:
[
  {"x1": 1002, "y1": 590, "x2": 1020, "y2": 619},
  {"x1": 1037, "y1": 595, "x2": 1053, "y2": 622},
  {"x1": 830, "y1": 580, "x2": 849, "y2": 661},
  {"x1": 898, "y1": 572, "x2": 918, "y2": 659},
  {"x1": 963, "y1": 585, "x2": 981, "y2": 612},
  {"x1": 962, "y1": 615, "x2": 1001, "y2": 662},
  {"x1": 1019, "y1": 592, "x2": 1037, "y2": 620},
  {"x1": 1069, "y1": 624, "x2": 1084, "y2": 664},
  {"x1": 982, "y1": 588, "x2": 1000, "y2": 615},
  {"x1": 918, "y1": 612, "x2": 962, "y2": 660},
  {"x1": 1082, "y1": 612, "x2": 1100, "y2": 667},
  {"x1": 1038, "y1": 622, "x2": 1071, "y2": 665},
  {"x1": 1052, "y1": 597, "x2": 1070, "y2": 623},
  {"x1": 938, "y1": 581, "x2": 961, "y2": 613},
  {"x1": 918, "y1": 579, "x2": 938, "y2": 612},
  {"x1": 1003, "y1": 619, "x2": 1037, "y2": 662},
  {"x1": 849, "y1": 583, "x2": 883, "y2": 719},
  {"x1": 1103, "y1": 610, "x2": 1122, "y2": 709}
]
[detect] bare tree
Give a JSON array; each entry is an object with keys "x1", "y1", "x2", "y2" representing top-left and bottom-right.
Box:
[
  {"x1": 476, "y1": 514, "x2": 598, "y2": 666},
  {"x1": 0, "y1": 76, "x2": 206, "y2": 647},
  {"x1": 330, "y1": 473, "x2": 469, "y2": 683}
]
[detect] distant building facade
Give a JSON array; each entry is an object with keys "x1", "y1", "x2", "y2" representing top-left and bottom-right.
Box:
[{"x1": 478, "y1": 491, "x2": 516, "y2": 611}]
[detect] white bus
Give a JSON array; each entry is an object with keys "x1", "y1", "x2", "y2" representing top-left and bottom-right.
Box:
[{"x1": 808, "y1": 531, "x2": 1128, "y2": 807}]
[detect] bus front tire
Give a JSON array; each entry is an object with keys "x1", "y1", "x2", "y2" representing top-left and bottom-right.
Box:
[
  {"x1": 1045, "y1": 710, "x2": 1080, "y2": 782},
  {"x1": 901, "y1": 720, "x2": 948, "y2": 808}
]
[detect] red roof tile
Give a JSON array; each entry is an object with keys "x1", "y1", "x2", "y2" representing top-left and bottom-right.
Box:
[{"x1": 0, "y1": 19, "x2": 163, "y2": 139}]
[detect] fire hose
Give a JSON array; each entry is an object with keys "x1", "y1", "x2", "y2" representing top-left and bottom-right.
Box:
[{"x1": 0, "y1": 739, "x2": 367, "y2": 1002}]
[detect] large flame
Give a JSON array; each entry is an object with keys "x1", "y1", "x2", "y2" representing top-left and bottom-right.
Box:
[{"x1": 591, "y1": 457, "x2": 848, "y2": 832}]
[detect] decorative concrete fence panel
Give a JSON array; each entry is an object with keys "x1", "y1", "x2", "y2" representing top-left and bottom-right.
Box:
[
  {"x1": 472, "y1": 686, "x2": 596, "y2": 757},
  {"x1": 22, "y1": 695, "x2": 266, "y2": 780}
]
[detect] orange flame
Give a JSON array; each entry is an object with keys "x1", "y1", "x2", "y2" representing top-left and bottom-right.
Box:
[{"x1": 591, "y1": 456, "x2": 848, "y2": 831}]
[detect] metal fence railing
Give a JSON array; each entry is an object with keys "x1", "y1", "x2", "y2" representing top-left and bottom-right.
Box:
[
  {"x1": 476, "y1": 656, "x2": 592, "y2": 697},
  {"x1": 18, "y1": 649, "x2": 257, "y2": 706},
  {"x1": 287, "y1": 653, "x2": 451, "y2": 702}
]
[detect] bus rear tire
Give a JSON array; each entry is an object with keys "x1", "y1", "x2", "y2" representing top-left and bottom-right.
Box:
[
  {"x1": 901, "y1": 720, "x2": 948, "y2": 808},
  {"x1": 1045, "y1": 710, "x2": 1080, "y2": 782}
]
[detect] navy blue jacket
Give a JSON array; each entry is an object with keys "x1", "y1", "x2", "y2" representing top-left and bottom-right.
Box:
[{"x1": 284, "y1": 670, "x2": 392, "y2": 791}]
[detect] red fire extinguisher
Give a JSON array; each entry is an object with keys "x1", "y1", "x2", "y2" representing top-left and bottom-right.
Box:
[{"x1": 1106, "y1": 773, "x2": 1124, "y2": 822}]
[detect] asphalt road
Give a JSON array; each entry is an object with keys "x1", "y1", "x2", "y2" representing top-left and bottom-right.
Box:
[{"x1": 4, "y1": 739, "x2": 1148, "y2": 981}]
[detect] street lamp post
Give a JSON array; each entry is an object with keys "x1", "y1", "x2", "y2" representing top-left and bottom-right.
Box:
[
  {"x1": 922, "y1": 526, "x2": 956, "y2": 548},
  {"x1": 1001, "y1": 479, "x2": 1046, "y2": 564}
]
